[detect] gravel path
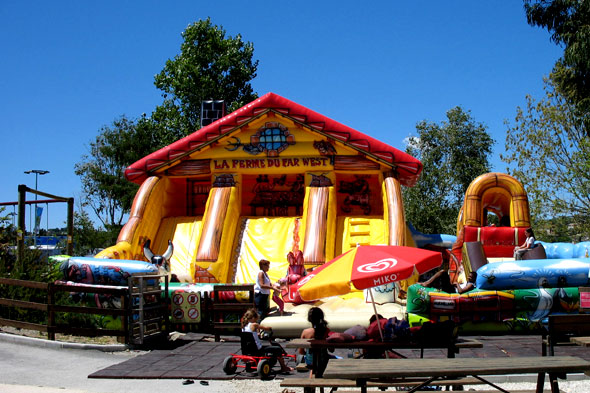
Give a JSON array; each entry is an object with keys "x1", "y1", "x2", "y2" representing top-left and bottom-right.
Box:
[{"x1": 7, "y1": 379, "x2": 590, "y2": 393}]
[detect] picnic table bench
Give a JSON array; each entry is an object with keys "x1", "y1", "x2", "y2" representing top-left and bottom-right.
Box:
[
  {"x1": 542, "y1": 314, "x2": 590, "y2": 356},
  {"x1": 321, "y1": 356, "x2": 590, "y2": 393},
  {"x1": 280, "y1": 376, "x2": 484, "y2": 392},
  {"x1": 284, "y1": 337, "x2": 483, "y2": 392}
]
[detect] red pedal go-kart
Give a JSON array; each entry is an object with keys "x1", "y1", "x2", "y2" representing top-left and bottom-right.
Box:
[{"x1": 223, "y1": 331, "x2": 296, "y2": 379}]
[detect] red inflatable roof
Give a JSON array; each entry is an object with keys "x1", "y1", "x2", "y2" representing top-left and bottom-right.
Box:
[{"x1": 125, "y1": 92, "x2": 422, "y2": 186}]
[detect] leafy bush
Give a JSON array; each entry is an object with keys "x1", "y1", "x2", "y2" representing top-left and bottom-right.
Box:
[
  {"x1": 0, "y1": 246, "x2": 58, "y2": 323},
  {"x1": 0, "y1": 210, "x2": 123, "y2": 332}
]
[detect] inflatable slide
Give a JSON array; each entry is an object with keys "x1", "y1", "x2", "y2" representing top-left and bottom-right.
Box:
[
  {"x1": 406, "y1": 172, "x2": 590, "y2": 333},
  {"x1": 96, "y1": 93, "x2": 422, "y2": 297}
]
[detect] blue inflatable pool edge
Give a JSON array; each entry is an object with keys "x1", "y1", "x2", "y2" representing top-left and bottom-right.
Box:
[{"x1": 476, "y1": 258, "x2": 590, "y2": 290}]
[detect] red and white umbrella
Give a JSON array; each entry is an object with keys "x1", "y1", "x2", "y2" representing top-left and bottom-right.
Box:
[
  {"x1": 297, "y1": 245, "x2": 442, "y2": 301},
  {"x1": 296, "y1": 245, "x2": 442, "y2": 341}
]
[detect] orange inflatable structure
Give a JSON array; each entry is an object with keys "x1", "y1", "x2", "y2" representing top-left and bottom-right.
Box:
[
  {"x1": 450, "y1": 172, "x2": 532, "y2": 281},
  {"x1": 96, "y1": 93, "x2": 423, "y2": 290}
]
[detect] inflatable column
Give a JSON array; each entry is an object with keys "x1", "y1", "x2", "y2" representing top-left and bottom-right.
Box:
[
  {"x1": 196, "y1": 187, "x2": 232, "y2": 261},
  {"x1": 383, "y1": 173, "x2": 406, "y2": 246},
  {"x1": 194, "y1": 178, "x2": 241, "y2": 283},
  {"x1": 383, "y1": 173, "x2": 416, "y2": 292},
  {"x1": 97, "y1": 176, "x2": 163, "y2": 260}
]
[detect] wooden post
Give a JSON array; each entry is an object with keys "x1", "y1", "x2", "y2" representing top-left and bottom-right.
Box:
[
  {"x1": 137, "y1": 276, "x2": 145, "y2": 344},
  {"x1": 17, "y1": 184, "x2": 27, "y2": 268},
  {"x1": 47, "y1": 283, "x2": 55, "y2": 341},
  {"x1": 121, "y1": 285, "x2": 129, "y2": 345},
  {"x1": 66, "y1": 197, "x2": 74, "y2": 256},
  {"x1": 163, "y1": 275, "x2": 169, "y2": 335}
]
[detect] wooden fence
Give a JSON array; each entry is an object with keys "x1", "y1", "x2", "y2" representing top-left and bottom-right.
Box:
[
  {"x1": 0, "y1": 277, "x2": 129, "y2": 342},
  {"x1": 1, "y1": 277, "x2": 259, "y2": 344}
]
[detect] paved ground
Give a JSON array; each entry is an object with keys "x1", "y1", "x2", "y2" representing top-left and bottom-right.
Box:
[
  {"x1": 0, "y1": 334, "x2": 275, "y2": 393},
  {"x1": 2, "y1": 331, "x2": 590, "y2": 392},
  {"x1": 86, "y1": 333, "x2": 590, "y2": 380}
]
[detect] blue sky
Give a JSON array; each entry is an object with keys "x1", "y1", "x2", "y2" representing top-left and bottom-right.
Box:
[{"x1": 0, "y1": 1, "x2": 562, "y2": 230}]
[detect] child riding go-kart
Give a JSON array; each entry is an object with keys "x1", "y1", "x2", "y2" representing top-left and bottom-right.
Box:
[{"x1": 223, "y1": 308, "x2": 296, "y2": 379}]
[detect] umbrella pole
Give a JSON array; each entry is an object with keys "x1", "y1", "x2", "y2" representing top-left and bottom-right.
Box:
[{"x1": 368, "y1": 288, "x2": 389, "y2": 359}]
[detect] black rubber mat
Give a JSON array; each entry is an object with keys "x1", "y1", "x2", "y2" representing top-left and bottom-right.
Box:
[{"x1": 88, "y1": 334, "x2": 590, "y2": 380}]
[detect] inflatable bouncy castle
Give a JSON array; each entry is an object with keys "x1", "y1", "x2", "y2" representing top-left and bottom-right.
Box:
[
  {"x1": 407, "y1": 173, "x2": 590, "y2": 333},
  {"x1": 450, "y1": 172, "x2": 531, "y2": 281},
  {"x1": 94, "y1": 93, "x2": 424, "y2": 304}
]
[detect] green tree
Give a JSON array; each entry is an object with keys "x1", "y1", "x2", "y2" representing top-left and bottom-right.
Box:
[
  {"x1": 524, "y1": 0, "x2": 590, "y2": 124},
  {"x1": 75, "y1": 116, "x2": 140, "y2": 228},
  {"x1": 403, "y1": 107, "x2": 494, "y2": 235},
  {"x1": 70, "y1": 209, "x2": 118, "y2": 256},
  {"x1": 153, "y1": 17, "x2": 258, "y2": 142},
  {"x1": 75, "y1": 19, "x2": 259, "y2": 228},
  {"x1": 502, "y1": 76, "x2": 590, "y2": 239},
  {"x1": 0, "y1": 207, "x2": 16, "y2": 273}
]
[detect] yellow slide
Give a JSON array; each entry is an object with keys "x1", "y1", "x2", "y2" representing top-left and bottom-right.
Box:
[
  {"x1": 337, "y1": 216, "x2": 386, "y2": 252},
  {"x1": 234, "y1": 217, "x2": 299, "y2": 286},
  {"x1": 152, "y1": 217, "x2": 202, "y2": 282},
  {"x1": 334, "y1": 216, "x2": 387, "y2": 300}
]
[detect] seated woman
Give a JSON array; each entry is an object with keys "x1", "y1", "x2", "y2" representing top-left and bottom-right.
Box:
[
  {"x1": 241, "y1": 308, "x2": 293, "y2": 373},
  {"x1": 514, "y1": 227, "x2": 536, "y2": 260},
  {"x1": 299, "y1": 307, "x2": 331, "y2": 377}
]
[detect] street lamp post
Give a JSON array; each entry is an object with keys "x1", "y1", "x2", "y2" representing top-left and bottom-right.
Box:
[{"x1": 24, "y1": 169, "x2": 49, "y2": 246}]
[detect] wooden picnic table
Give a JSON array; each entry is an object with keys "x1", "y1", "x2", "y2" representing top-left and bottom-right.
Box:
[
  {"x1": 543, "y1": 314, "x2": 590, "y2": 355},
  {"x1": 286, "y1": 337, "x2": 483, "y2": 380},
  {"x1": 322, "y1": 355, "x2": 590, "y2": 393},
  {"x1": 286, "y1": 337, "x2": 482, "y2": 358}
]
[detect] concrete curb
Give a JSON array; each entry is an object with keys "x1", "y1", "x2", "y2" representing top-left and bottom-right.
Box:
[{"x1": 0, "y1": 332, "x2": 128, "y2": 352}]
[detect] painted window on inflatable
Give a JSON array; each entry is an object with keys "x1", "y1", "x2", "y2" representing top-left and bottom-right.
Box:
[
  {"x1": 242, "y1": 174, "x2": 305, "y2": 217},
  {"x1": 260, "y1": 128, "x2": 286, "y2": 150},
  {"x1": 188, "y1": 179, "x2": 211, "y2": 216},
  {"x1": 336, "y1": 173, "x2": 383, "y2": 216},
  {"x1": 250, "y1": 122, "x2": 295, "y2": 157}
]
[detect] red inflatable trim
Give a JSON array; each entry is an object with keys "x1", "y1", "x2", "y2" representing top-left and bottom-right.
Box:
[
  {"x1": 463, "y1": 226, "x2": 527, "y2": 258},
  {"x1": 125, "y1": 93, "x2": 423, "y2": 186}
]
